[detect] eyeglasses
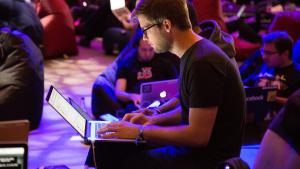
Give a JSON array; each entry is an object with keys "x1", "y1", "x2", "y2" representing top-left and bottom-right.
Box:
[
  {"x1": 260, "y1": 48, "x2": 279, "y2": 56},
  {"x1": 142, "y1": 23, "x2": 160, "y2": 38}
]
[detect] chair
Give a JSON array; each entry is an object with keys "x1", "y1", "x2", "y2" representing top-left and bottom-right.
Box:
[
  {"x1": 233, "y1": 35, "x2": 261, "y2": 62},
  {"x1": 35, "y1": 0, "x2": 78, "y2": 59},
  {"x1": 269, "y1": 11, "x2": 300, "y2": 42},
  {"x1": 0, "y1": 120, "x2": 29, "y2": 144}
]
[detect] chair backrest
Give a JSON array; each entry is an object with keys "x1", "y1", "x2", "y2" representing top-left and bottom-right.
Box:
[
  {"x1": 0, "y1": 120, "x2": 29, "y2": 144},
  {"x1": 269, "y1": 11, "x2": 300, "y2": 42}
]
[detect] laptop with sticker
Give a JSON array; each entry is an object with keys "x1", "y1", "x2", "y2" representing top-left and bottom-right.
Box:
[{"x1": 140, "y1": 79, "x2": 178, "y2": 108}]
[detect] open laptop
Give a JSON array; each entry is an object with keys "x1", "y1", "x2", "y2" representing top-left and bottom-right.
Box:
[
  {"x1": 245, "y1": 86, "x2": 277, "y2": 122},
  {"x1": 46, "y1": 85, "x2": 140, "y2": 142},
  {"x1": 110, "y1": 0, "x2": 131, "y2": 21},
  {"x1": 0, "y1": 143, "x2": 28, "y2": 169},
  {"x1": 140, "y1": 79, "x2": 178, "y2": 108}
]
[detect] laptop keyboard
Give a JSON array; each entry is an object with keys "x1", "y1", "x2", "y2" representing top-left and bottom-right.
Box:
[
  {"x1": 94, "y1": 122, "x2": 114, "y2": 138},
  {"x1": 95, "y1": 122, "x2": 106, "y2": 130}
]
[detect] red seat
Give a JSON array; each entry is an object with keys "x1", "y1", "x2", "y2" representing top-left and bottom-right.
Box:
[
  {"x1": 269, "y1": 11, "x2": 300, "y2": 42},
  {"x1": 36, "y1": 0, "x2": 78, "y2": 59},
  {"x1": 192, "y1": 0, "x2": 227, "y2": 32},
  {"x1": 233, "y1": 36, "x2": 261, "y2": 61}
]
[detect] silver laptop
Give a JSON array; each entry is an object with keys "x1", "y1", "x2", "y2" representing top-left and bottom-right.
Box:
[
  {"x1": 140, "y1": 79, "x2": 178, "y2": 108},
  {"x1": 110, "y1": 0, "x2": 131, "y2": 21},
  {"x1": 46, "y1": 85, "x2": 138, "y2": 142}
]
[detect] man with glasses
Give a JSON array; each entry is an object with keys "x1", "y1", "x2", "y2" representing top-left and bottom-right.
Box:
[
  {"x1": 93, "y1": 0, "x2": 245, "y2": 169},
  {"x1": 245, "y1": 31, "x2": 300, "y2": 106}
]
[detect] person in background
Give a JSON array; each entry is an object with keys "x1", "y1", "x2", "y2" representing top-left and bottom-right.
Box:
[
  {"x1": 78, "y1": 0, "x2": 137, "y2": 48},
  {"x1": 244, "y1": 31, "x2": 300, "y2": 106},
  {"x1": 0, "y1": 0, "x2": 43, "y2": 45}
]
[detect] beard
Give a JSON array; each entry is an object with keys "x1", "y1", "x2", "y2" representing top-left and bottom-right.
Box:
[{"x1": 152, "y1": 33, "x2": 172, "y2": 53}]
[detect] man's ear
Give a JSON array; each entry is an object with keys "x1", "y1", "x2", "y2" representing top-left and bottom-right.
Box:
[{"x1": 162, "y1": 19, "x2": 172, "y2": 33}]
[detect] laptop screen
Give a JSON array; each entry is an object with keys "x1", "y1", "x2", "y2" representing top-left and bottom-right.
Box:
[
  {"x1": 110, "y1": 0, "x2": 126, "y2": 10},
  {"x1": 0, "y1": 144, "x2": 27, "y2": 169},
  {"x1": 46, "y1": 86, "x2": 86, "y2": 137}
]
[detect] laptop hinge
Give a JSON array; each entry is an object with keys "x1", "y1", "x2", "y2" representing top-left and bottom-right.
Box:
[{"x1": 85, "y1": 121, "x2": 91, "y2": 138}]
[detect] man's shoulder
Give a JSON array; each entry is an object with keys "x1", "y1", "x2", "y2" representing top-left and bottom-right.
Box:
[
  {"x1": 192, "y1": 39, "x2": 228, "y2": 60},
  {"x1": 118, "y1": 55, "x2": 138, "y2": 68}
]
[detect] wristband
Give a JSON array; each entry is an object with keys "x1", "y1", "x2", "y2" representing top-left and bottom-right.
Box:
[{"x1": 135, "y1": 125, "x2": 145, "y2": 145}]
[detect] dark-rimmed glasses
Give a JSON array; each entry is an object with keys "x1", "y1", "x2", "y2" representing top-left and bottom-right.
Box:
[
  {"x1": 142, "y1": 23, "x2": 160, "y2": 38},
  {"x1": 260, "y1": 48, "x2": 280, "y2": 56}
]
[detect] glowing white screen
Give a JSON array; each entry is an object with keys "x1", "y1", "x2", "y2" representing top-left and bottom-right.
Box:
[
  {"x1": 110, "y1": 0, "x2": 126, "y2": 10},
  {"x1": 48, "y1": 88, "x2": 86, "y2": 137}
]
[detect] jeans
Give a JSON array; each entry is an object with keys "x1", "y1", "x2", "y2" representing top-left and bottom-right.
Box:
[{"x1": 86, "y1": 142, "x2": 208, "y2": 169}]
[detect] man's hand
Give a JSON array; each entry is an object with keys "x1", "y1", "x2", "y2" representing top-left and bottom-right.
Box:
[
  {"x1": 133, "y1": 108, "x2": 158, "y2": 116},
  {"x1": 129, "y1": 94, "x2": 141, "y2": 107},
  {"x1": 122, "y1": 112, "x2": 155, "y2": 125},
  {"x1": 97, "y1": 121, "x2": 141, "y2": 139},
  {"x1": 256, "y1": 78, "x2": 268, "y2": 87},
  {"x1": 275, "y1": 96, "x2": 288, "y2": 105}
]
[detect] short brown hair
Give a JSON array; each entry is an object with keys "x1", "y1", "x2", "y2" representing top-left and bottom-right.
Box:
[{"x1": 133, "y1": 0, "x2": 192, "y2": 30}]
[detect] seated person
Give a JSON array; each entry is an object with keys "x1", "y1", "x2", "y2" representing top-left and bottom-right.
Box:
[
  {"x1": 243, "y1": 31, "x2": 300, "y2": 107},
  {"x1": 115, "y1": 32, "x2": 179, "y2": 115},
  {"x1": 253, "y1": 89, "x2": 300, "y2": 169},
  {"x1": 0, "y1": 0, "x2": 43, "y2": 45},
  {"x1": 79, "y1": 0, "x2": 137, "y2": 47},
  {"x1": 0, "y1": 28, "x2": 44, "y2": 130}
]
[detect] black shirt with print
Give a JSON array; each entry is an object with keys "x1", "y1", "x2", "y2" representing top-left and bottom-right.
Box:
[
  {"x1": 116, "y1": 54, "x2": 179, "y2": 93},
  {"x1": 273, "y1": 63, "x2": 300, "y2": 98}
]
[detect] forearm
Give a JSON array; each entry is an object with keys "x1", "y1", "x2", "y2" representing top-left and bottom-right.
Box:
[
  {"x1": 156, "y1": 97, "x2": 180, "y2": 113},
  {"x1": 115, "y1": 90, "x2": 133, "y2": 102},
  {"x1": 143, "y1": 124, "x2": 205, "y2": 147},
  {"x1": 276, "y1": 96, "x2": 288, "y2": 105},
  {"x1": 151, "y1": 106, "x2": 182, "y2": 126}
]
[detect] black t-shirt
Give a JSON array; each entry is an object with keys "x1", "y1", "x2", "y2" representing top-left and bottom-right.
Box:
[
  {"x1": 179, "y1": 39, "x2": 246, "y2": 168},
  {"x1": 246, "y1": 63, "x2": 300, "y2": 98},
  {"x1": 269, "y1": 89, "x2": 300, "y2": 155},
  {"x1": 273, "y1": 63, "x2": 300, "y2": 97},
  {"x1": 116, "y1": 54, "x2": 179, "y2": 93}
]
